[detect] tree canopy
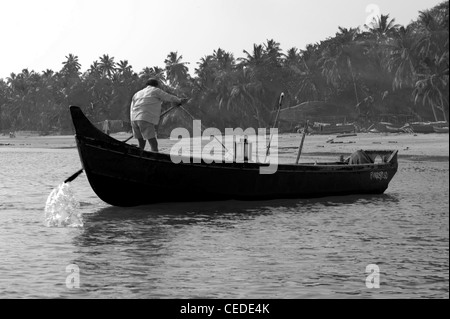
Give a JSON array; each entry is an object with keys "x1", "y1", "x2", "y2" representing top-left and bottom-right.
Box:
[{"x1": 0, "y1": 1, "x2": 448, "y2": 134}]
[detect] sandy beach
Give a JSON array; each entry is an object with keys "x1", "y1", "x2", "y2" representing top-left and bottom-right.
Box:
[{"x1": 1, "y1": 131, "x2": 448, "y2": 162}]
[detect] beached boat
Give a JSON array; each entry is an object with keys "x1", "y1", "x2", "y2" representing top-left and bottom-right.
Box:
[
  {"x1": 307, "y1": 123, "x2": 356, "y2": 135},
  {"x1": 368, "y1": 122, "x2": 404, "y2": 133},
  {"x1": 385, "y1": 125, "x2": 405, "y2": 133},
  {"x1": 69, "y1": 106, "x2": 399, "y2": 207},
  {"x1": 405, "y1": 121, "x2": 448, "y2": 133},
  {"x1": 433, "y1": 126, "x2": 449, "y2": 133}
]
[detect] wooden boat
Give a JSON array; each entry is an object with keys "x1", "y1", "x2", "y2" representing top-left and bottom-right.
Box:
[
  {"x1": 308, "y1": 123, "x2": 355, "y2": 135},
  {"x1": 368, "y1": 122, "x2": 404, "y2": 133},
  {"x1": 433, "y1": 126, "x2": 449, "y2": 133},
  {"x1": 406, "y1": 122, "x2": 448, "y2": 133},
  {"x1": 69, "y1": 106, "x2": 399, "y2": 207},
  {"x1": 385, "y1": 125, "x2": 405, "y2": 133}
]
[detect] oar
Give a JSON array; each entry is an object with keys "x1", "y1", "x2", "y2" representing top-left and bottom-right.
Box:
[
  {"x1": 123, "y1": 136, "x2": 133, "y2": 143},
  {"x1": 63, "y1": 102, "x2": 184, "y2": 184},
  {"x1": 295, "y1": 120, "x2": 309, "y2": 164},
  {"x1": 161, "y1": 103, "x2": 183, "y2": 119},
  {"x1": 64, "y1": 169, "x2": 84, "y2": 183},
  {"x1": 178, "y1": 105, "x2": 232, "y2": 158}
]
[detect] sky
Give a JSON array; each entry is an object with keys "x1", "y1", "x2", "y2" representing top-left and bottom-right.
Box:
[{"x1": 0, "y1": 0, "x2": 444, "y2": 80}]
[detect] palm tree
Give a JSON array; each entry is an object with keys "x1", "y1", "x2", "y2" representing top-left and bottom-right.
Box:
[
  {"x1": 116, "y1": 60, "x2": 133, "y2": 80},
  {"x1": 84, "y1": 58, "x2": 115, "y2": 120},
  {"x1": 98, "y1": 54, "x2": 116, "y2": 79},
  {"x1": 139, "y1": 66, "x2": 166, "y2": 83},
  {"x1": 284, "y1": 47, "x2": 300, "y2": 68},
  {"x1": 61, "y1": 54, "x2": 81, "y2": 78},
  {"x1": 6, "y1": 73, "x2": 18, "y2": 91},
  {"x1": 295, "y1": 54, "x2": 324, "y2": 102},
  {"x1": 0, "y1": 79, "x2": 9, "y2": 131},
  {"x1": 413, "y1": 73, "x2": 447, "y2": 122},
  {"x1": 42, "y1": 69, "x2": 54, "y2": 78},
  {"x1": 241, "y1": 42, "x2": 288, "y2": 111},
  {"x1": 263, "y1": 39, "x2": 283, "y2": 66},
  {"x1": 318, "y1": 27, "x2": 363, "y2": 106},
  {"x1": 192, "y1": 51, "x2": 233, "y2": 128},
  {"x1": 411, "y1": 6, "x2": 449, "y2": 121},
  {"x1": 6, "y1": 69, "x2": 38, "y2": 129},
  {"x1": 227, "y1": 67, "x2": 266, "y2": 128},
  {"x1": 386, "y1": 26, "x2": 418, "y2": 90},
  {"x1": 60, "y1": 54, "x2": 82, "y2": 111},
  {"x1": 164, "y1": 52, "x2": 189, "y2": 89},
  {"x1": 213, "y1": 48, "x2": 235, "y2": 71},
  {"x1": 210, "y1": 49, "x2": 236, "y2": 110},
  {"x1": 241, "y1": 44, "x2": 265, "y2": 68},
  {"x1": 88, "y1": 61, "x2": 101, "y2": 76},
  {"x1": 195, "y1": 55, "x2": 214, "y2": 84},
  {"x1": 415, "y1": 10, "x2": 449, "y2": 57},
  {"x1": 413, "y1": 52, "x2": 449, "y2": 121},
  {"x1": 365, "y1": 14, "x2": 401, "y2": 39}
]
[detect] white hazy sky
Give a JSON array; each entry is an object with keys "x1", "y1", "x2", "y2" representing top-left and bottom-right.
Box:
[{"x1": 0, "y1": 0, "x2": 443, "y2": 79}]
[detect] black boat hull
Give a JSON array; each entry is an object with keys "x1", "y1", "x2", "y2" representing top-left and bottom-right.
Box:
[{"x1": 70, "y1": 106, "x2": 398, "y2": 207}]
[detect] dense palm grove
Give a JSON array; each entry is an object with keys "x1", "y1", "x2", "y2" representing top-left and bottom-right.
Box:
[{"x1": 0, "y1": 1, "x2": 448, "y2": 134}]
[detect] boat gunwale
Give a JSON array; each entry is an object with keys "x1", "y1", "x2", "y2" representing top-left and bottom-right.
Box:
[{"x1": 77, "y1": 135, "x2": 398, "y2": 174}]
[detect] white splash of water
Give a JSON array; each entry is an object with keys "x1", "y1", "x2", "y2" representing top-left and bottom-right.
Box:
[{"x1": 44, "y1": 183, "x2": 83, "y2": 228}]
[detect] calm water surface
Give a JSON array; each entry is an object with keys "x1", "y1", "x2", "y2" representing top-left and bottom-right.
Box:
[{"x1": 0, "y1": 147, "x2": 448, "y2": 298}]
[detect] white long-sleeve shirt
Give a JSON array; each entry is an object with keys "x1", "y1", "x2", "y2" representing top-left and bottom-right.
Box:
[{"x1": 130, "y1": 86, "x2": 181, "y2": 125}]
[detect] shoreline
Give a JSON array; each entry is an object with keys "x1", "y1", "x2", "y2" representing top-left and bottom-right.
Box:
[{"x1": 1, "y1": 132, "x2": 448, "y2": 162}]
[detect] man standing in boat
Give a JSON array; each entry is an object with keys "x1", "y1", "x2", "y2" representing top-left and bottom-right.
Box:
[{"x1": 130, "y1": 78, "x2": 187, "y2": 152}]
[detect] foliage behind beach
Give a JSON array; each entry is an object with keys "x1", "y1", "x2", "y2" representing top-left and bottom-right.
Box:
[{"x1": 0, "y1": 1, "x2": 448, "y2": 134}]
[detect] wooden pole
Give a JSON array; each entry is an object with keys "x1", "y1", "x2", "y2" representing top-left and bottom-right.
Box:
[
  {"x1": 295, "y1": 120, "x2": 309, "y2": 164},
  {"x1": 265, "y1": 92, "x2": 285, "y2": 162}
]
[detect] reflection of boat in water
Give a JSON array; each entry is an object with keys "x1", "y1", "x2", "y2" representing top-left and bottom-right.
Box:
[
  {"x1": 70, "y1": 106, "x2": 398, "y2": 207},
  {"x1": 85, "y1": 193, "x2": 401, "y2": 222}
]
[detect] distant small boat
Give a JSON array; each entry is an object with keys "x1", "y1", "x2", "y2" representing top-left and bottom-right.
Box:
[
  {"x1": 409, "y1": 123, "x2": 435, "y2": 133},
  {"x1": 433, "y1": 126, "x2": 449, "y2": 133},
  {"x1": 385, "y1": 125, "x2": 405, "y2": 133},
  {"x1": 368, "y1": 122, "x2": 404, "y2": 133},
  {"x1": 69, "y1": 106, "x2": 398, "y2": 207},
  {"x1": 406, "y1": 121, "x2": 448, "y2": 134},
  {"x1": 308, "y1": 124, "x2": 355, "y2": 135}
]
